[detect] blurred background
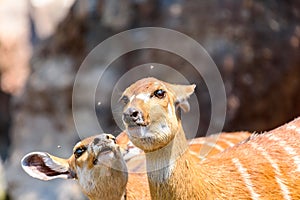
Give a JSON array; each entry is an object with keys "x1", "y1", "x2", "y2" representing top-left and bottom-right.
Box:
[{"x1": 0, "y1": 0, "x2": 299, "y2": 199}]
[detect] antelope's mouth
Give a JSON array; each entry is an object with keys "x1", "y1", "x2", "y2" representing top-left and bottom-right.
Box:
[
  {"x1": 128, "y1": 122, "x2": 148, "y2": 128},
  {"x1": 99, "y1": 146, "x2": 114, "y2": 154},
  {"x1": 123, "y1": 116, "x2": 149, "y2": 127},
  {"x1": 122, "y1": 110, "x2": 149, "y2": 127},
  {"x1": 93, "y1": 145, "x2": 117, "y2": 165},
  {"x1": 127, "y1": 123, "x2": 149, "y2": 132},
  {"x1": 126, "y1": 125, "x2": 155, "y2": 140}
]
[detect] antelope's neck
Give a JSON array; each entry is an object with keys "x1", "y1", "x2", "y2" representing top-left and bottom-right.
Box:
[
  {"x1": 86, "y1": 168, "x2": 128, "y2": 200},
  {"x1": 145, "y1": 126, "x2": 206, "y2": 199},
  {"x1": 145, "y1": 125, "x2": 188, "y2": 170}
]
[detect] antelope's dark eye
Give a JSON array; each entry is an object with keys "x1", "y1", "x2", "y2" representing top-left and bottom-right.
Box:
[
  {"x1": 120, "y1": 95, "x2": 129, "y2": 104},
  {"x1": 153, "y1": 89, "x2": 166, "y2": 99},
  {"x1": 74, "y1": 146, "x2": 87, "y2": 159},
  {"x1": 105, "y1": 134, "x2": 116, "y2": 143}
]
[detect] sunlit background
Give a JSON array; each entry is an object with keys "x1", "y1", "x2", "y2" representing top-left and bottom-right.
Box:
[{"x1": 0, "y1": 0, "x2": 299, "y2": 199}]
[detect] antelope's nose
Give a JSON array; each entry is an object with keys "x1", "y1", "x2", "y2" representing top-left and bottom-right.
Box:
[{"x1": 123, "y1": 107, "x2": 143, "y2": 125}]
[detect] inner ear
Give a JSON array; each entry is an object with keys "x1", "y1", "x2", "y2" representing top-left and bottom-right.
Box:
[
  {"x1": 165, "y1": 82, "x2": 196, "y2": 113},
  {"x1": 175, "y1": 99, "x2": 191, "y2": 113},
  {"x1": 175, "y1": 102, "x2": 182, "y2": 120},
  {"x1": 21, "y1": 152, "x2": 75, "y2": 181}
]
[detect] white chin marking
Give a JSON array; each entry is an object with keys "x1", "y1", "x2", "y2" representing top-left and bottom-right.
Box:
[
  {"x1": 102, "y1": 151, "x2": 115, "y2": 159},
  {"x1": 127, "y1": 126, "x2": 150, "y2": 138},
  {"x1": 168, "y1": 103, "x2": 173, "y2": 116},
  {"x1": 96, "y1": 152, "x2": 115, "y2": 165}
]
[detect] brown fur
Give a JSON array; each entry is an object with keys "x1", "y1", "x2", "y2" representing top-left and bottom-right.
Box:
[
  {"x1": 122, "y1": 77, "x2": 300, "y2": 199},
  {"x1": 21, "y1": 129, "x2": 251, "y2": 199},
  {"x1": 117, "y1": 130, "x2": 251, "y2": 199},
  {"x1": 22, "y1": 130, "x2": 251, "y2": 199},
  {"x1": 68, "y1": 135, "x2": 128, "y2": 200},
  {"x1": 22, "y1": 134, "x2": 128, "y2": 200}
]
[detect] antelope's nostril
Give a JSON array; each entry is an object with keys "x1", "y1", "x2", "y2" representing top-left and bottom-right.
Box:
[{"x1": 123, "y1": 107, "x2": 144, "y2": 125}]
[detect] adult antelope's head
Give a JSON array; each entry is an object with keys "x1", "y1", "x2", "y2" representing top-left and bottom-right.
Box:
[
  {"x1": 21, "y1": 134, "x2": 128, "y2": 200},
  {"x1": 121, "y1": 77, "x2": 196, "y2": 152}
]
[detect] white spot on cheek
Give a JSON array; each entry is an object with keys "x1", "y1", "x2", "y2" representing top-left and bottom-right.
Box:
[
  {"x1": 168, "y1": 103, "x2": 173, "y2": 116},
  {"x1": 136, "y1": 93, "x2": 150, "y2": 102},
  {"x1": 95, "y1": 152, "x2": 116, "y2": 169}
]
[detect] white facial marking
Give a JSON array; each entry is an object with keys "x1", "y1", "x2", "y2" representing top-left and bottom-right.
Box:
[
  {"x1": 250, "y1": 142, "x2": 291, "y2": 200},
  {"x1": 127, "y1": 126, "x2": 148, "y2": 138},
  {"x1": 135, "y1": 93, "x2": 150, "y2": 102},
  {"x1": 130, "y1": 95, "x2": 135, "y2": 102},
  {"x1": 168, "y1": 103, "x2": 173, "y2": 116},
  {"x1": 161, "y1": 124, "x2": 170, "y2": 132},
  {"x1": 96, "y1": 152, "x2": 115, "y2": 167},
  {"x1": 232, "y1": 158, "x2": 260, "y2": 200}
]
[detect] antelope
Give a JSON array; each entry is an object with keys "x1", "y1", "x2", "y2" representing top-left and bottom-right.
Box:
[
  {"x1": 122, "y1": 77, "x2": 300, "y2": 199},
  {"x1": 21, "y1": 131, "x2": 250, "y2": 200},
  {"x1": 21, "y1": 134, "x2": 130, "y2": 200}
]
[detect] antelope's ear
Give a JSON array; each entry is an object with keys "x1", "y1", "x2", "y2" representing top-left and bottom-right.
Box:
[
  {"x1": 21, "y1": 152, "x2": 75, "y2": 181},
  {"x1": 167, "y1": 83, "x2": 196, "y2": 112}
]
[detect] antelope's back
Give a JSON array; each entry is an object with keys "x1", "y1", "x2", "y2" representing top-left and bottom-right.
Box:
[
  {"x1": 204, "y1": 117, "x2": 300, "y2": 199},
  {"x1": 189, "y1": 131, "x2": 251, "y2": 159}
]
